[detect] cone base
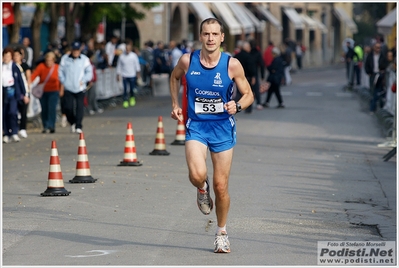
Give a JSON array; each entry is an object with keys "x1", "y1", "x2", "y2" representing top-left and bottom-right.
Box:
[
  {"x1": 118, "y1": 161, "x2": 143, "y2": 166},
  {"x1": 69, "y1": 175, "x2": 97, "y2": 183},
  {"x1": 171, "y1": 140, "x2": 185, "y2": 145},
  {"x1": 149, "y1": 150, "x2": 170, "y2": 155},
  {"x1": 41, "y1": 187, "x2": 71, "y2": 196}
]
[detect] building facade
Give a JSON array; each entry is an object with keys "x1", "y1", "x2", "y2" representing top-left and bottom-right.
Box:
[{"x1": 130, "y1": 2, "x2": 358, "y2": 68}]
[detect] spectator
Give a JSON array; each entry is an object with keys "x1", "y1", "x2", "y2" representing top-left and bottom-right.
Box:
[
  {"x1": 282, "y1": 41, "x2": 292, "y2": 85},
  {"x1": 85, "y1": 51, "x2": 103, "y2": 115},
  {"x1": 31, "y1": 52, "x2": 61, "y2": 133},
  {"x1": 263, "y1": 41, "x2": 274, "y2": 68},
  {"x1": 249, "y1": 39, "x2": 265, "y2": 110},
  {"x1": 169, "y1": 40, "x2": 183, "y2": 69},
  {"x1": 105, "y1": 35, "x2": 118, "y2": 67},
  {"x1": 22, "y1": 37, "x2": 33, "y2": 68},
  {"x1": 116, "y1": 39, "x2": 141, "y2": 108},
  {"x1": 58, "y1": 41, "x2": 93, "y2": 133},
  {"x1": 345, "y1": 41, "x2": 356, "y2": 88},
  {"x1": 295, "y1": 41, "x2": 304, "y2": 70},
  {"x1": 140, "y1": 40, "x2": 154, "y2": 86},
  {"x1": 263, "y1": 47, "x2": 285, "y2": 108},
  {"x1": 234, "y1": 41, "x2": 257, "y2": 113},
  {"x1": 353, "y1": 43, "x2": 363, "y2": 87},
  {"x1": 95, "y1": 41, "x2": 108, "y2": 70},
  {"x1": 153, "y1": 41, "x2": 170, "y2": 74},
  {"x1": 364, "y1": 42, "x2": 388, "y2": 114},
  {"x1": 3, "y1": 48, "x2": 28, "y2": 143},
  {"x1": 13, "y1": 48, "x2": 31, "y2": 138}
]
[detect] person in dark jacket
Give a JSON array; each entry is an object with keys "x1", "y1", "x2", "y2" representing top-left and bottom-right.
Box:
[
  {"x1": 2, "y1": 47, "x2": 28, "y2": 143},
  {"x1": 249, "y1": 39, "x2": 265, "y2": 110},
  {"x1": 234, "y1": 41, "x2": 256, "y2": 113},
  {"x1": 364, "y1": 42, "x2": 388, "y2": 113},
  {"x1": 263, "y1": 47, "x2": 285, "y2": 108}
]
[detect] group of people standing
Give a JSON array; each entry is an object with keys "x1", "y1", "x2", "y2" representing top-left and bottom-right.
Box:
[
  {"x1": 3, "y1": 39, "x2": 96, "y2": 143},
  {"x1": 344, "y1": 35, "x2": 396, "y2": 114},
  {"x1": 231, "y1": 38, "x2": 303, "y2": 112}
]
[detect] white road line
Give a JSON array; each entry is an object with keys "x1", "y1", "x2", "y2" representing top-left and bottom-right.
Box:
[
  {"x1": 65, "y1": 250, "x2": 118, "y2": 258},
  {"x1": 281, "y1": 91, "x2": 293, "y2": 96},
  {"x1": 306, "y1": 92, "x2": 323, "y2": 97},
  {"x1": 335, "y1": 92, "x2": 352, "y2": 97}
]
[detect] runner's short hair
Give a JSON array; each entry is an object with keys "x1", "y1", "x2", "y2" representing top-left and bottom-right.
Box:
[{"x1": 200, "y1": 18, "x2": 224, "y2": 34}]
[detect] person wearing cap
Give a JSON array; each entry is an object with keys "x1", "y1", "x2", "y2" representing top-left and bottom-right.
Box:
[
  {"x1": 58, "y1": 41, "x2": 93, "y2": 134},
  {"x1": 262, "y1": 47, "x2": 285, "y2": 108}
]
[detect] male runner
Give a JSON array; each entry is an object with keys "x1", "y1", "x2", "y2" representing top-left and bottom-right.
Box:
[{"x1": 170, "y1": 18, "x2": 254, "y2": 253}]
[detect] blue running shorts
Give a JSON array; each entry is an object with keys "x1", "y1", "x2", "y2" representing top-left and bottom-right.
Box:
[{"x1": 185, "y1": 117, "x2": 236, "y2": 153}]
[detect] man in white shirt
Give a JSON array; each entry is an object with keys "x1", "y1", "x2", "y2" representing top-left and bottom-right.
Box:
[
  {"x1": 105, "y1": 36, "x2": 118, "y2": 67},
  {"x1": 116, "y1": 39, "x2": 141, "y2": 108},
  {"x1": 169, "y1": 40, "x2": 183, "y2": 69}
]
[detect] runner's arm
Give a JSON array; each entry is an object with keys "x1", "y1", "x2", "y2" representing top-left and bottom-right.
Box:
[
  {"x1": 226, "y1": 57, "x2": 254, "y2": 114},
  {"x1": 170, "y1": 53, "x2": 189, "y2": 121}
]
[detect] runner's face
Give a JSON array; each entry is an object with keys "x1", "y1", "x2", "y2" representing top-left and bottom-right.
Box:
[{"x1": 200, "y1": 23, "x2": 224, "y2": 53}]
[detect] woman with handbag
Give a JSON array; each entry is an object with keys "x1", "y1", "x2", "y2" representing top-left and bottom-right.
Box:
[{"x1": 30, "y1": 52, "x2": 61, "y2": 133}]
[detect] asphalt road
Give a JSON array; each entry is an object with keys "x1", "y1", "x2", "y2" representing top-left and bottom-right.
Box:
[{"x1": 2, "y1": 65, "x2": 396, "y2": 267}]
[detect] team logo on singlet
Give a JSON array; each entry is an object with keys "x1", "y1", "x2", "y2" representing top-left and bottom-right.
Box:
[{"x1": 213, "y1": 72, "x2": 223, "y2": 87}]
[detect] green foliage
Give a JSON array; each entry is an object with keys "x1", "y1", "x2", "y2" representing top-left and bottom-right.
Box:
[{"x1": 84, "y1": 3, "x2": 159, "y2": 23}]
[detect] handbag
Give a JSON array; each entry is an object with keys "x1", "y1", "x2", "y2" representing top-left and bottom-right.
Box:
[{"x1": 31, "y1": 65, "x2": 55, "y2": 99}]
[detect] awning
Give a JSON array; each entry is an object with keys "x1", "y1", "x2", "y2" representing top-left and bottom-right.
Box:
[
  {"x1": 226, "y1": 3, "x2": 255, "y2": 34},
  {"x1": 188, "y1": 3, "x2": 215, "y2": 21},
  {"x1": 299, "y1": 14, "x2": 318, "y2": 30},
  {"x1": 376, "y1": 7, "x2": 397, "y2": 35},
  {"x1": 314, "y1": 18, "x2": 328, "y2": 34},
  {"x1": 333, "y1": 7, "x2": 358, "y2": 34},
  {"x1": 256, "y1": 5, "x2": 283, "y2": 31},
  {"x1": 282, "y1": 7, "x2": 305, "y2": 30},
  {"x1": 241, "y1": 5, "x2": 266, "y2": 33},
  {"x1": 210, "y1": 2, "x2": 242, "y2": 35}
]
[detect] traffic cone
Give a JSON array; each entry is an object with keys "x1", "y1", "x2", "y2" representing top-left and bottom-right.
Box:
[
  {"x1": 41, "y1": 141, "x2": 71, "y2": 196},
  {"x1": 69, "y1": 132, "x2": 97, "y2": 183},
  {"x1": 171, "y1": 118, "x2": 185, "y2": 145},
  {"x1": 118, "y1": 122, "x2": 142, "y2": 166},
  {"x1": 149, "y1": 116, "x2": 170, "y2": 155}
]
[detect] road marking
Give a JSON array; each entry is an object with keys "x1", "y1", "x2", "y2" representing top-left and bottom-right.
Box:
[
  {"x1": 281, "y1": 91, "x2": 293, "y2": 96},
  {"x1": 306, "y1": 92, "x2": 323, "y2": 97},
  {"x1": 65, "y1": 250, "x2": 118, "y2": 258},
  {"x1": 335, "y1": 92, "x2": 352, "y2": 97}
]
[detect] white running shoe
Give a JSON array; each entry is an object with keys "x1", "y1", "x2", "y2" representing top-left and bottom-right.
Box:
[
  {"x1": 71, "y1": 124, "x2": 76, "y2": 133},
  {"x1": 76, "y1": 128, "x2": 83, "y2": 134},
  {"x1": 61, "y1": 115, "x2": 67, "y2": 127},
  {"x1": 19, "y1": 129, "x2": 28, "y2": 138},
  {"x1": 11, "y1": 134, "x2": 20, "y2": 142},
  {"x1": 89, "y1": 110, "x2": 95, "y2": 115},
  {"x1": 3, "y1": 136, "x2": 10, "y2": 144},
  {"x1": 97, "y1": 108, "x2": 104, "y2": 114},
  {"x1": 214, "y1": 231, "x2": 231, "y2": 253}
]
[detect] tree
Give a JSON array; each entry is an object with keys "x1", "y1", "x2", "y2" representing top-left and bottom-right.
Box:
[
  {"x1": 78, "y1": 3, "x2": 158, "y2": 42},
  {"x1": 48, "y1": 3, "x2": 62, "y2": 44},
  {"x1": 64, "y1": 3, "x2": 81, "y2": 44},
  {"x1": 31, "y1": 3, "x2": 46, "y2": 65},
  {"x1": 8, "y1": 3, "x2": 22, "y2": 44}
]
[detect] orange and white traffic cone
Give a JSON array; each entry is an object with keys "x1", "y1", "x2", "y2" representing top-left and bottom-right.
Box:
[
  {"x1": 149, "y1": 116, "x2": 170, "y2": 155},
  {"x1": 171, "y1": 118, "x2": 185, "y2": 145},
  {"x1": 69, "y1": 132, "x2": 97, "y2": 183},
  {"x1": 41, "y1": 141, "x2": 71, "y2": 196},
  {"x1": 118, "y1": 122, "x2": 142, "y2": 166}
]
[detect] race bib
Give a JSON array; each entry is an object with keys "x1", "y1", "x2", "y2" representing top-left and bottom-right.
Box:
[{"x1": 194, "y1": 97, "x2": 224, "y2": 114}]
